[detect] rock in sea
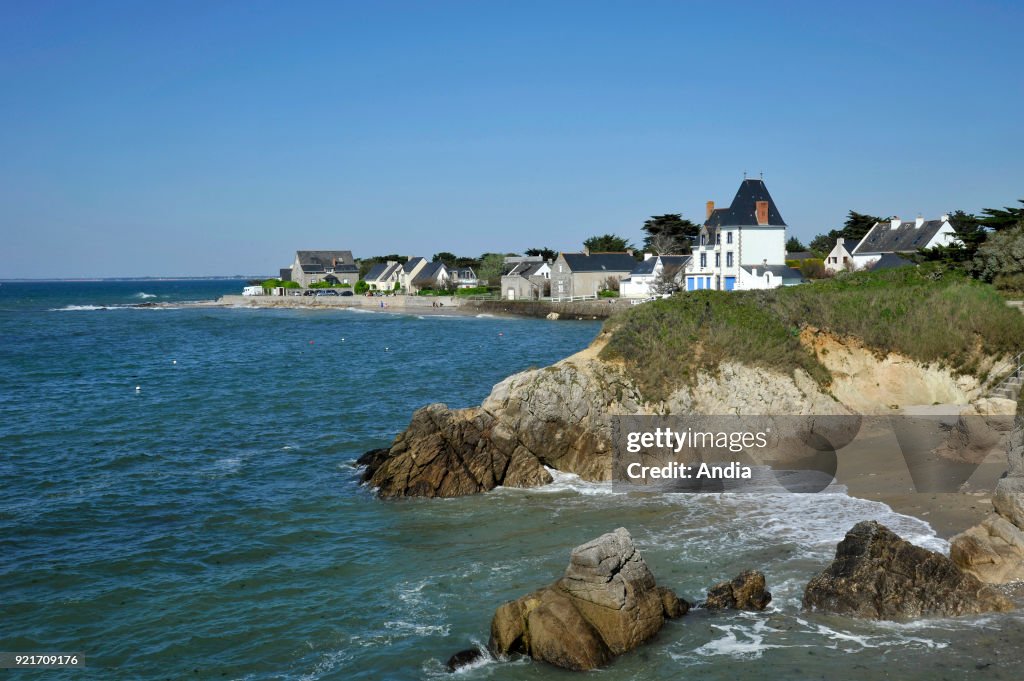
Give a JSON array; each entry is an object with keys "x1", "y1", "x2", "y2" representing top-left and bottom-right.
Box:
[
  {"x1": 488, "y1": 527, "x2": 688, "y2": 671},
  {"x1": 704, "y1": 570, "x2": 772, "y2": 611},
  {"x1": 803, "y1": 521, "x2": 1013, "y2": 620}
]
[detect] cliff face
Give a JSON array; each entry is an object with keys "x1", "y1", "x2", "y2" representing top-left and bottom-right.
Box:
[{"x1": 362, "y1": 327, "x2": 996, "y2": 497}]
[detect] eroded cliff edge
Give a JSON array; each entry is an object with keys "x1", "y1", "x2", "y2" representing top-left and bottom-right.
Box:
[{"x1": 361, "y1": 270, "x2": 1024, "y2": 499}]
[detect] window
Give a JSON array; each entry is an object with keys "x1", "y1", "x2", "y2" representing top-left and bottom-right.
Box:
[
  {"x1": 715, "y1": 253, "x2": 721, "y2": 267},
  {"x1": 726, "y1": 252, "x2": 733, "y2": 267},
  {"x1": 726, "y1": 232, "x2": 733, "y2": 244},
  {"x1": 842, "y1": 257, "x2": 848, "y2": 263},
  {"x1": 701, "y1": 234, "x2": 706, "y2": 246},
  {"x1": 700, "y1": 253, "x2": 707, "y2": 268}
]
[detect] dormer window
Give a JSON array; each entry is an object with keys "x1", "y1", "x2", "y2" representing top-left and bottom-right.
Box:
[{"x1": 726, "y1": 232, "x2": 733, "y2": 245}]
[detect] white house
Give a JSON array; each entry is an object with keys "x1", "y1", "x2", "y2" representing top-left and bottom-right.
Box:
[
  {"x1": 824, "y1": 237, "x2": 861, "y2": 273},
  {"x1": 847, "y1": 216, "x2": 960, "y2": 270},
  {"x1": 363, "y1": 260, "x2": 403, "y2": 290},
  {"x1": 684, "y1": 178, "x2": 800, "y2": 291},
  {"x1": 620, "y1": 254, "x2": 691, "y2": 298}
]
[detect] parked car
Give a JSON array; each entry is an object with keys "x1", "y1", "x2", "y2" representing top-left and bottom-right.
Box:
[
  {"x1": 340, "y1": 290, "x2": 353, "y2": 296},
  {"x1": 315, "y1": 289, "x2": 339, "y2": 297}
]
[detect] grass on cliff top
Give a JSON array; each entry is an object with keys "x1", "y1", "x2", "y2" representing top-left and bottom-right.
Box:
[{"x1": 599, "y1": 266, "x2": 1024, "y2": 403}]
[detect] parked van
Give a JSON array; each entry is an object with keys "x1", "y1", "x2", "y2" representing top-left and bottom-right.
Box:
[{"x1": 242, "y1": 286, "x2": 263, "y2": 296}]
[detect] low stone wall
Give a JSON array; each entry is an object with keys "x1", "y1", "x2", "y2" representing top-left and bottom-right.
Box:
[
  {"x1": 461, "y1": 298, "x2": 632, "y2": 320},
  {"x1": 215, "y1": 294, "x2": 634, "y2": 319},
  {"x1": 216, "y1": 294, "x2": 461, "y2": 311}
]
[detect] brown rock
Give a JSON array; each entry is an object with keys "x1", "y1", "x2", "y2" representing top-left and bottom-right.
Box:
[
  {"x1": 803, "y1": 521, "x2": 1013, "y2": 620},
  {"x1": 362, "y1": 404, "x2": 551, "y2": 498},
  {"x1": 487, "y1": 528, "x2": 685, "y2": 671},
  {"x1": 705, "y1": 570, "x2": 772, "y2": 611}
]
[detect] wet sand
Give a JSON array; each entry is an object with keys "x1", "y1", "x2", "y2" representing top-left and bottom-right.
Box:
[{"x1": 835, "y1": 410, "x2": 1011, "y2": 538}]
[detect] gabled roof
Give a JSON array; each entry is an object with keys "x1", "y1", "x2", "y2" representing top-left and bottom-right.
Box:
[
  {"x1": 364, "y1": 262, "x2": 402, "y2": 282},
  {"x1": 785, "y1": 251, "x2": 815, "y2": 261},
  {"x1": 630, "y1": 255, "x2": 692, "y2": 275},
  {"x1": 835, "y1": 239, "x2": 860, "y2": 254},
  {"x1": 296, "y1": 250, "x2": 355, "y2": 273},
  {"x1": 402, "y1": 257, "x2": 426, "y2": 273},
  {"x1": 560, "y1": 252, "x2": 638, "y2": 273},
  {"x1": 411, "y1": 261, "x2": 447, "y2": 286},
  {"x1": 705, "y1": 179, "x2": 786, "y2": 227},
  {"x1": 741, "y1": 264, "x2": 803, "y2": 279},
  {"x1": 853, "y1": 220, "x2": 948, "y2": 255},
  {"x1": 868, "y1": 253, "x2": 916, "y2": 271}
]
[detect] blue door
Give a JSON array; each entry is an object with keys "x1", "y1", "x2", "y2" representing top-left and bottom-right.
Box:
[
  {"x1": 687, "y1": 277, "x2": 695, "y2": 291},
  {"x1": 724, "y1": 276, "x2": 736, "y2": 291}
]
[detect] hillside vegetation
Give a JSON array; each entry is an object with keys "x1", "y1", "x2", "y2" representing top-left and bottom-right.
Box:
[{"x1": 600, "y1": 267, "x2": 1024, "y2": 403}]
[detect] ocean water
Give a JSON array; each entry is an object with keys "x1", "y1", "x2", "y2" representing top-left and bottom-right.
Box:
[{"x1": 1, "y1": 281, "x2": 1022, "y2": 680}]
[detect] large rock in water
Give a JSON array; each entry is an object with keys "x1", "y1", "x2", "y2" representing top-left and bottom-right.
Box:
[
  {"x1": 487, "y1": 528, "x2": 687, "y2": 671},
  {"x1": 951, "y1": 418, "x2": 1024, "y2": 583},
  {"x1": 359, "y1": 403, "x2": 552, "y2": 497},
  {"x1": 803, "y1": 521, "x2": 1013, "y2": 620}
]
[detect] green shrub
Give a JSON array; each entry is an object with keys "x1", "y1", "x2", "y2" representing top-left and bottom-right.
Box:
[
  {"x1": 600, "y1": 267, "x2": 1024, "y2": 403},
  {"x1": 598, "y1": 290, "x2": 620, "y2": 298},
  {"x1": 454, "y1": 286, "x2": 490, "y2": 296},
  {"x1": 355, "y1": 280, "x2": 369, "y2": 294}
]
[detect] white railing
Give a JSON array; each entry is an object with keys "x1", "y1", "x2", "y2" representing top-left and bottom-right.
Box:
[
  {"x1": 550, "y1": 294, "x2": 599, "y2": 302},
  {"x1": 991, "y1": 351, "x2": 1024, "y2": 396}
]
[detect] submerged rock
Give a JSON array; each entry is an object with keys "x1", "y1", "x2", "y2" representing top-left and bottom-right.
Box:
[
  {"x1": 445, "y1": 648, "x2": 484, "y2": 672},
  {"x1": 704, "y1": 570, "x2": 772, "y2": 611},
  {"x1": 488, "y1": 528, "x2": 687, "y2": 671},
  {"x1": 803, "y1": 521, "x2": 1013, "y2": 620}
]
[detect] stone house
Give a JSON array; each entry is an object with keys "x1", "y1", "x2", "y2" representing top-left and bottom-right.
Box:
[
  {"x1": 501, "y1": 261, "x2": 552, "y2": 300},
  {"x1": 289, "y1": 250, "x2": 359, "y2": 288},
  {"x1": 550, "y1": 252, "x2": 638, "y2": 300}
]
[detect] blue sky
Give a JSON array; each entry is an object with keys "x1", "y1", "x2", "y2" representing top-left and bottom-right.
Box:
[{"x1": 2, "y1": 0, "x2": 1021, "y2": 278}]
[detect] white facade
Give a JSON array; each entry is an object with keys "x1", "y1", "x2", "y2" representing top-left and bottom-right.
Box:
[
  {"x1": 621, "y1": 255, "x2": 689, "y2": 298},
  {"x1": 824, "y1": 237, "x2": 860, "y2": 273},
  {"x1": 684, "y1": 179, "x2": 790, "y2": 292},
  {"x1": 848, "y1": 215, "x2": 960, "y2": 270}
]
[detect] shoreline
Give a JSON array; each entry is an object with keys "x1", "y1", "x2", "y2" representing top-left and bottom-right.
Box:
[{"x1": 196, "y1": 295, "x2": 1008, "y2": 539}]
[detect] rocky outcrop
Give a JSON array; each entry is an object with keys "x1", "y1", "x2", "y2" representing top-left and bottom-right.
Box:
[
  {"x1": 951, "y1": 416, "x2": 1024, "y2": 583},
  {"x1": 359, "y1": 404, "x2": 551, "y2": 497},
  {"x1": 362, "y1": 337, "x2": 853, "y2": 497},
  {"x1": 488, "y1": 528, "x2": 687, "y2": 671},
  {"x1": 361, "y1": 329, "x2": 1009, "y2": 498},
  {"x1": 704, "y1": 570, "x2": 772, "y2": 611},
  {"x1": 803, "y1": 521, "x2": 1013, "y2": 620}
]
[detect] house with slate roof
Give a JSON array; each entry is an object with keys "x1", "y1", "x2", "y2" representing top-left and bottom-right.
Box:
[
  {"x1": 363, "y1": 260, "x2": 404, "y2": 291},
  {"x1": 685, "y1": 179, "x2": 802, "y2": 291},
  {"x1": 550, "y1": 251, "x2": 639, "y2": 300},
  {"x1": 289, "y1": 250, "x2": 359, "y2": 288},
  {"x1": 501, "y1": 260, "x2": 552, "y2": 300},
  {"x1": 847, "y1": 216, "x2": 959, "y2": 270},
  {"x1": 409, "y1": 261, "x2": 450, "y2": 293},
  {"x1": 397, "y1": 257, "x2": 428, "y2": 292},
  {"x1": 620, "y1": 254, "x2": 692, "y2": 298},
  {"x1": 824, "y1": 237, "x2": 861, "y2": 273}
]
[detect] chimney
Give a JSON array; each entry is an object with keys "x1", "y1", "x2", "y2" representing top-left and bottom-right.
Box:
[
  {"x1": 626, "y1": 248, "x2": 634, "y2": 257},
  {"x1": 583, "y1": 246, "x2": 590, "y2": 256},
  {"x1": 941, "y1": 213, "x2": 949, "y2": 222},
  {"x1": 643, "y1": 252, "x2": 652, "y2": 260},
  {"x1": 706, "y1": 201, "x2": 715, "y2": 219},
  {"x1": 332, "y1": 257, "x2": 337, "y2": 267},
  {"x1": 890, "y1": 218, "x2": 901, "y2": 230},
  {"x1": 837, "y1": 237, "x2": 845, "y2": 247},
  {"x1": 915, "y1": 215, "x2": 924, "y2": 228},
  {"x1": 755, "y1": 201, "x2": 769, "y2": 225}
]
